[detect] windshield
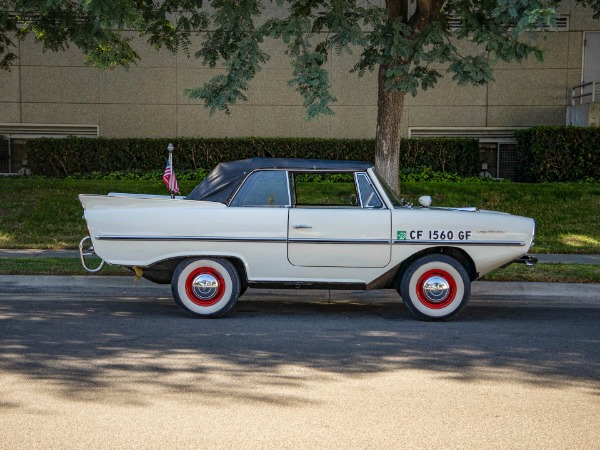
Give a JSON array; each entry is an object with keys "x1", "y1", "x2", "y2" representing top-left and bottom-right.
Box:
[{"x1": 374, "y1": 171, "x2": 403, "y2": 208}]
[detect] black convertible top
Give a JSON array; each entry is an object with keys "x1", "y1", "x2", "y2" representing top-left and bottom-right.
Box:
[{"x1": 186, "y1": 157, "x2": 373, "y2": 203}]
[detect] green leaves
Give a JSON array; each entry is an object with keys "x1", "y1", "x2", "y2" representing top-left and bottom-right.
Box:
[
  {"x1": 288, "y1": 51, "x2": 337, "y2": 118},
  {"x1": 2, "y1": 0, "x2": 600, "y2": 120},
  {"x1": 26, "y1": 136, "x2": 480, "y2": 178},
  {"x1": 0, "y1": 5, "x2": 18, "y2": 69},
  {"x1": 515, "y1": 127, "x2": 600, "y2": 182},
  {"x1": 184, "y1": 0, "x2": 267, "y2": 114},
  {"x1": 262, "y1": 1, "x2": 367, "y2": 118},
  {"x1": 1, "y1": 0, "x2": 209, "y2": 69},
  {"x1": 449, "y1": 55, "x2": 494, "y2": 85}
]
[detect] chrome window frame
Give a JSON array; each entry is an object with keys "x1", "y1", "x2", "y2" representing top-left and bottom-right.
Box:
[{"x1": 355, "y1": 172, "x2": 386, "y2": 209}]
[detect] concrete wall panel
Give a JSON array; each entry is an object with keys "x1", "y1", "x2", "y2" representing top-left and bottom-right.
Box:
[
  {"x1": 568, "y1": 32, "x2": 585, "y2": 70},
  {"x1": 0, "y1": 102, "x2": 20, "y2": 122},
  {"x1": 21, "y1": 67, "x2": 99, "y2": 103},
  {"x1": 262, "y1": 39, "x2": 295, "y2": 70},
  {"x1": 409, "y1": 106, "x2": 488, "y2": 127},
  {"x1": 330, "y1": 106, "x2": 378, "y2": 139},
  {"x1": 100, "y1": 104, "x2": 177, "y2": 137},
  {"x1": 493, "y1": 32, "x2": 570, "y2": 70},
  {"x1": 252, "y1": 106, "x2": 331, "y2": 138},
  {"x1": 0, "y1": 68, "x2": 20, "y2": 102},
  {"x1": 487, "y1": 106, "x2": 565, "y2": 126},
  {"x1": 488, "y1": 69, "x2": 568, "y2": 106},
  {"x1": 176, "y1": 34, "x2": 228, "y2": 70},
  {"x1": 99, "y1": 68, "x2": 176, "y2": 104},
  {"x1": 570, "y1": 4, "x2": 600, "y2": 31},
  {"x1": 20, "y1": 35, "x2": 86, "y2": 67},
  {"x1": 177, "y1": 105, "x2": 254, "y2": 137},
  {"x1": 331, "y1": 68, "x2": 378, "y2": 106},
  {"x1": 406, "y1": 77, "x2": 487, "y2": 107},
  {"x1": 330, "y1": 47, "x2": 377, "y2": 106},
  {"x1": 246, "y1": 69, "x2": 302, "y2": 106},
  {"x1": 177, "y1": 68, "x2": 224, "y2": 105},
  {"x1": 21, "y1": 103, "x2": 99, "y2": 124},
  {"x1": 125, "y1": 32, "x2": 177, "y2": 68}
]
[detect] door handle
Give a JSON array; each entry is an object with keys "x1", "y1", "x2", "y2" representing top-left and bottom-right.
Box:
[{"x1": 293, "y1": 224, "x2": 312, "y2": 229}]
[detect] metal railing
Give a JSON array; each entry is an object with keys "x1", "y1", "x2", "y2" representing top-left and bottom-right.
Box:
[{"x1": 571, "y1": 81, "x2": 600, "y2": 106}]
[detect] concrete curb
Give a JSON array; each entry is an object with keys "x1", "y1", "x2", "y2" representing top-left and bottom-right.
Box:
[{"x1": 1, "y1": 275, "x2": 599, "y2": 303}]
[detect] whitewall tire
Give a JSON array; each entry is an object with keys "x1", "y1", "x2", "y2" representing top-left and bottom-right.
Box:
[
  {"x1": 171, "y1": 258, "x2": 240, "y2": 318},
  {"x1": 398, "y1": 254, "x2": 471, "y2": 321}
]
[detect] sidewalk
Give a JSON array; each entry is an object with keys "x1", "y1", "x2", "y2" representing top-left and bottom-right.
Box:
[{"x1": 1, "y1": 249, "x2": 600, "y2": 264}]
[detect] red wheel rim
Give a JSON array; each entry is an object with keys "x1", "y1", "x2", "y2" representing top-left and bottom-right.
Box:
[
  {"x1": 185, "y1": 267, "x2": 226, "y2": 307},
  {"x1": 415, "y1": 269, "x2": 456, "y2": 309}
]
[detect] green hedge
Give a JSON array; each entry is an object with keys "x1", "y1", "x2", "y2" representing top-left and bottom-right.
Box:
[
  {"x1": 515, "y1": 126, "x2": 600, "y2": 182},
  {"x1": 26, "y1": 137, "x2": 480, "y2": 177}
]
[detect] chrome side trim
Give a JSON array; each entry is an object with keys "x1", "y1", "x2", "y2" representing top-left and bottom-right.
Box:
[
  {"x1": 289, "y1": 238, "x2": 391, "y2": 245},
  {"x1": 96, "y1": 235, "x2": 524, "y2": 247},
  {"x1": 393, "y1": 240, "x2": 526, "y2": 246},
  {"x1": 96, "y1": 235, "x2": 287, "y2": 243}
]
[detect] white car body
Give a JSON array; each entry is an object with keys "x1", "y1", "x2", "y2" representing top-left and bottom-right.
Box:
[{"x1": 79, "y1": 158, "x2": 536, "y2": 321}]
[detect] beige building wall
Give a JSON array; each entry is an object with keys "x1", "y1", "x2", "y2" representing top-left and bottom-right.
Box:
[{"x1": 0, "y1": 0, "x2": 599, "y2": 144}]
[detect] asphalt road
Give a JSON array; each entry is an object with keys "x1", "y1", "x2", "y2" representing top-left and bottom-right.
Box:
[{"x1": 0, "y1": 282, "x2": 599, "y2": 449}]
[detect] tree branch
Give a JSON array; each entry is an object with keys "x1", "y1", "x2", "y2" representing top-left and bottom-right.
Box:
[{"x1": 408, "y1": 0, "x2": 445, "y2": 35}]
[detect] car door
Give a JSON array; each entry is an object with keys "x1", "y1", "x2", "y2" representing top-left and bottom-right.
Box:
[{"x1": 287, "y1": 172, "x2": 391, "y2": 268}]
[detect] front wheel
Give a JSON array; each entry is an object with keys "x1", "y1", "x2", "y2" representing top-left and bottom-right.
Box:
[
  {"x1": 398, "y1": 254, "x2": 471, "y2": 321},
  {"x1": 171, "y1": 258, "x2": 240, "y2": 318}
]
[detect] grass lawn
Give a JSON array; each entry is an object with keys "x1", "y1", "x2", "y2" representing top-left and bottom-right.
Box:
[
  {"x1": 1, "y1": 178, "x2": 599, "y2": 254},
  {"x1": 0, "y1": 178, "x2": 185, "y2": 249},
  {"x1": 0, "y1": 257, "x2": 130, "y2": 276},
  {"x1": 398, "y1": 181, "x2": 600, "y2": 254},
  {"x1": 481, "y1": 263, "x2": 600, "y2": 283}
]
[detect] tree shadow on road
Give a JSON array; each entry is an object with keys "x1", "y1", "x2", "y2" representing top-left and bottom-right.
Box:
[{"x1": 0, "y1": 295, "x2": 599, "y2": 407}]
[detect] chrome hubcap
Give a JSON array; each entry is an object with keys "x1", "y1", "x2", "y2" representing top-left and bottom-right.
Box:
[
  {"x1": 192, "y1": 274, "x2": 220, "y2": 300},
  {"x1": 422, "y1": 276, "x2": 450, "y2": 303}
]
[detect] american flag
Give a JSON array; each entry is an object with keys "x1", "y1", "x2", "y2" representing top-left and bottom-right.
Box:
[{"x1": 162, "y1": 158, "x2": 179, "y2": 193}]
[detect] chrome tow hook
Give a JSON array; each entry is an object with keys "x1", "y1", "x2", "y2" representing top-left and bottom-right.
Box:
[{"x1": 79, "y1": 236, "x2": 105, "y2": 273}]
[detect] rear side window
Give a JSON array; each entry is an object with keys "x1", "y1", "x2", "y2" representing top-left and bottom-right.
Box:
[{"x1": 230, "y1": 170, "x2": 291, "y2": 207}]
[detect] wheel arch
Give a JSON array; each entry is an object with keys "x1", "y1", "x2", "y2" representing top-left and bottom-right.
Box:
[
  {"x1": 140, "y1": 255, "x2": 249, "y2": 285},
  {"x1": 394, "y1": 246, "x2": 477, "y2": 288}
]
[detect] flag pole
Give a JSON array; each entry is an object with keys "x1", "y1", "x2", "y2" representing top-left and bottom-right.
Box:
[{"x1": 168, "y1": 143, "x2": 175, "y2": 199}]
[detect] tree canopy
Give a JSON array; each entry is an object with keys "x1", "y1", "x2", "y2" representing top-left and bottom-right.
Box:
[{"x1": 2, "y1": 1, "x2": 600, "y2": 190}]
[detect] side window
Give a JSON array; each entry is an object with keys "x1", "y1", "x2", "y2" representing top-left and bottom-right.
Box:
[
  {"x1": 293, "y1": 172, "x2": 360, "y2": 207},
  {"x1": 356, "y1": 173, "x2": 384, "y2": 209},
  {"x1": 230, "y1": 170, "x2": 290, "y2": 207}
]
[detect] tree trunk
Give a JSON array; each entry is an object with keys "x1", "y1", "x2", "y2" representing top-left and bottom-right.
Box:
[{"x1": 374, "y1": 63, "x2": 405, "y2": 195}]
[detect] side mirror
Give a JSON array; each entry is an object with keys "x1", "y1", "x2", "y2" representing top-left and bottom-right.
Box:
[{"x1": 418, "y1": 195, "x2": 432, "y2": 207}]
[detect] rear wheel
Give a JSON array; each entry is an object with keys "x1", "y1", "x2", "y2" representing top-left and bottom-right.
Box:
[
  {"x1": 398, "y1": 254, "x2": 470, "y2": 321},
  {"x1": 171, "y1": 258, "x2": 240, "y2": 318}
]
